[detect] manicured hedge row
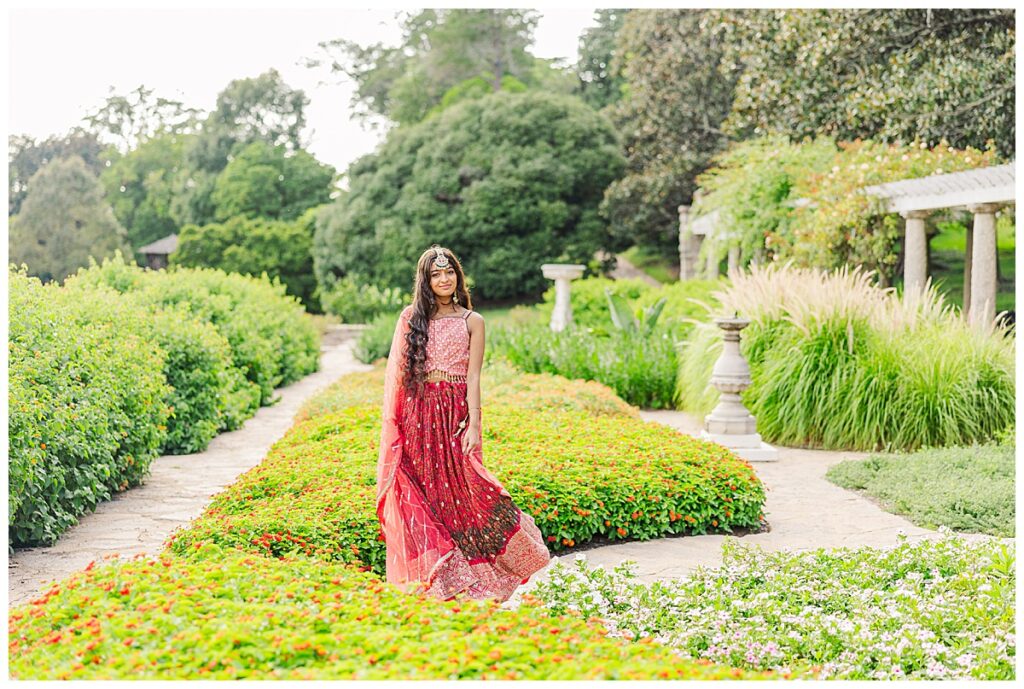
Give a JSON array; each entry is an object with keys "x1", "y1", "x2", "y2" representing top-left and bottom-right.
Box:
[
  {"x1": 65, "y1": 252, "x2": 320, "y2": 406},
  {"x1": 7, "y1": 548, "x2": 791, "y2": 680},
  {"x1": 9, "y1": 255, "x2": 322, "y2": 548},
  {"x1": 166, "y1": 397, "x2": 764, "y2": 566},
  {"x1": 9, "y1": 270, "x2": 173, "y2": 548}
]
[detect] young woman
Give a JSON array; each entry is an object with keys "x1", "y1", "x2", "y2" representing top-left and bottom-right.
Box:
[{"x1": 375, "y1": 245, "x2": 550, "y2": 602}]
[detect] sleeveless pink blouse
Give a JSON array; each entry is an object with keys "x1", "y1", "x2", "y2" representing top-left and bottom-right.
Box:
[{"x1": 425, "y1": 312, "x2": 471, "y2": 377}]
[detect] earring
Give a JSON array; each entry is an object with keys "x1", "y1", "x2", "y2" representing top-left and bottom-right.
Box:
[{"x1": 453, "y1": 293, "x2": 459, "y2": 305}]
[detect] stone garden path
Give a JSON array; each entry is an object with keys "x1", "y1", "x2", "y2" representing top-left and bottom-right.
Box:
[
  {"x1": 7, "y1": 326, "x2": 372, "y2": 608},
  {"x1": 513, "y1": 410, "x2": 1011, "y2": 601},
  {"x1": 9, "y1": 335, "x2": 1009, "y2": 608}
]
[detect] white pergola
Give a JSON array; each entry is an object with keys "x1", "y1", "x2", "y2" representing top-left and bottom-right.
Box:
[
  {"x1": 677, "y1": 163, "x2": 1015, "y2": 327},
  {"x1": 862, "y1": 163, "x2": 1014, "y2": 326}
]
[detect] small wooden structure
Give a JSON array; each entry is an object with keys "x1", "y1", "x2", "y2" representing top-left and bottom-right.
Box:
[{"x1": 137, "y1": 233, "x2": 178, "y2": 270}]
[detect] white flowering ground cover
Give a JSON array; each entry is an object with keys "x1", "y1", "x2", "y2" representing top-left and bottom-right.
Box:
[{"x1": 532, "y1": 528, "x2": 1015, "y2": 680}]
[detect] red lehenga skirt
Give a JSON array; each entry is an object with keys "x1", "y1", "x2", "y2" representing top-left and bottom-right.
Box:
[{"x1": 392, "y1": 379, "x2": 551, "y2": 602}]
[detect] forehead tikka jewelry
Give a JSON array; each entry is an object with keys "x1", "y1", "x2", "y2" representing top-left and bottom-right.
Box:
[{"x1": 432, "y1": 248, "x2": 450, "y2": 269}]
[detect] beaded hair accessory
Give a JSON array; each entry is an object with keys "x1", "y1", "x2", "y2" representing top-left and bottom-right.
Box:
[{"x1": 432, "y1": 247, "x2": 450, "y2": 268}]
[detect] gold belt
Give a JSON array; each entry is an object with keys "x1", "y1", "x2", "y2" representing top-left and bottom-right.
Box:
[{"x1": 425, "y1": 370, "x2": 467, "y2": 383}]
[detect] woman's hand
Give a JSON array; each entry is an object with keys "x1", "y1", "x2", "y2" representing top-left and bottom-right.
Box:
[{"x1": 461, "y1": 422, "x2": 481, "y2": 456}]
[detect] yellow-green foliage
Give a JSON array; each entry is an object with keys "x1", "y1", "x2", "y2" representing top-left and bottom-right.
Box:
[
  {"x1": 9, "y1": 367, "x2": 779, "y2": 680},
  {"x1": 169, "y1": 401, "x2": 764, "y2": 564},
  {"x1": 8, "y1": 549, "x2": 792, "y2": 680},
  {"x1": 296, "y1": 359, "x2": 640, "y2": 423}
]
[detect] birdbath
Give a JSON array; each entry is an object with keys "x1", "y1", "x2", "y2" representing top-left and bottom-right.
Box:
[
  {"x1": 699, "y1": 316, "x2": 778, "y2": 461},
  {"x1": 541, "y1": 264, "x2": 586, "y2": 332}
]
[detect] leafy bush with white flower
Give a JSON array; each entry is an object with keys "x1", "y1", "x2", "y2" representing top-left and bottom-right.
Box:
[{"x1": 532, "y1": 528, "x2": 1015, "y2": 680}]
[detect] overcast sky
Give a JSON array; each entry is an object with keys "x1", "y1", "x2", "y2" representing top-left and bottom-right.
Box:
[{"x1": 8, "y1": 5, "x2": 598, "y2": 174}]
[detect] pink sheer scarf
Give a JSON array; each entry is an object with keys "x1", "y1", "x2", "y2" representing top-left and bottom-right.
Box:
[{"x1": 375, "y1": 307, "x2": 452, "y2": 594}]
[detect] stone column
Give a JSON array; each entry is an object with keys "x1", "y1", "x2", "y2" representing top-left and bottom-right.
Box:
[
  {"x1": 963, "y1": 216, "x2": 973, "y2": 320},
  {"x1": 678, "y1": 205, "x2": 703, "y2": 281},
  {"x1": 901, "y1": 210, "x2": 929, "y2": 301},
  {"x1": 541, "y1": 263, "x2": 586, "y2": 332},
  {"x1": 968, "y1": 203, "x2": 1001, "y2": 328},
  {"x1": 705, "y1": 242, "x2": 719, "y2": 279},
  {"x1": 727, "y1": 246, "x2": 741, "y2": 276}
]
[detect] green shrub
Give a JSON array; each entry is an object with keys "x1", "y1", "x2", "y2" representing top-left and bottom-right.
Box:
[
  {"x1": 171, "y1": 209, "x2": 323, "y2": 312},
  {"x1": 826, "y1": 442, "x2": 1015, "y2": 537},
  {"x1": 353, "y1": 311, "x2": 399, "y2": 364},
  {"x1": 67, "y1": 252, "x2": 321, "y2": 406},
  {"x1": 168, "y1": 390, "x2": 764, "y2": 566},
  {"x1": 538, "y1": 277, "x2": 654, "y2": 327},
  {"x1": 320, "y1": 276, "x2": 409, "y2": 324},
  {"x1": 538, "y1": 276, "x2": 722, "y2": 341},
  {"x1": 533, "y1": 530, "x2": 1014, "y2": 680},
  {"x1": 677, "y1": 264, "x2": 1015, "y2": 450},
  {"x1": 7, "y1": 549, "x2": 784, "y2": 680},
  {"x1": 489, "y1": 323, "x2": 679, "y2": 408},
  {"x1": 8, "y1": 269, "x2": 172, "y2": 547}
]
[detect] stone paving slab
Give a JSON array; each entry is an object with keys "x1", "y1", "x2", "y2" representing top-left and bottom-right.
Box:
[
  {"x1": 7, "y1": 326, "x2": 372, "y2": 608},
  {"x1": 512, "y1": 408, "x2": 1013, "y2": 599}
]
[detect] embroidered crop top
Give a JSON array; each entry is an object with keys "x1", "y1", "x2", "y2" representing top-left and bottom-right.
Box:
[
  {"x1": 424, "y1": 309, "x2": 471, "y2": 377},
  {"x1": 399, "y1": 307, "x2": 471, "y2": 376}
]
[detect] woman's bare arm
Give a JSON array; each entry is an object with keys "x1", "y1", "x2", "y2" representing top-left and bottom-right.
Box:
[{"x1": 462, "y1": 311, "x2": 485, "y2": 453}]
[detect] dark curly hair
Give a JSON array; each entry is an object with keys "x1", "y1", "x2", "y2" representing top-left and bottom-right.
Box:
[{"x1": 402, "y1": 245, "x2": 473, "y2": 396}]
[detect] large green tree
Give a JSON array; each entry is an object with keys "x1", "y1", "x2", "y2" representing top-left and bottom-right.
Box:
[
  {"x1": 309, "y1": 9, "x2": 571, "y2": 126},
  {"x1": 314, "y1": 91, "x2": 625, "y2": 300},
  {"x1": 8, "y1": 128, "x2": 106, "y2": 216},
  {"x1": 601, "y1": 10, "x2": 738, "y2": 257},
  {"x1": 98, "y1": 132, "x2": 188, "y2": 252},
  {"x1": 210, "y1": 141, "x2": 337, "y2": 222},
  {"x1": 575, "y1": 9, "x2": 630, "y2": 110},
  {"x1": 173, "y1": 70, "x2": 312, "y2": 227},
  {"x1": 718, "y1": 8, "x2": 1015, "y2": 157},
  {"x1": 9, "y1": 156, "x2": 131, "y2": 284}
]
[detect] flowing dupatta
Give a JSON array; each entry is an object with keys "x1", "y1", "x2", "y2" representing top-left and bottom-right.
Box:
[{"x1": 376, "y1": 306, "x2": 457, "y2": 593}]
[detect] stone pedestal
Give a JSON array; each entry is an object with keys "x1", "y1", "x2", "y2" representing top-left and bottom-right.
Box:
[
  {"x1": 699, "y1": 317, "x2": 778, "y2": 461},
  {"x1": 541, "y1": 263, "x2": 586, "y2": 332}
]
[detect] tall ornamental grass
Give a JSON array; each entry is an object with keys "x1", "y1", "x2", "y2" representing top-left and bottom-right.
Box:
[
  {"x1": 488, "y1": 324, "x2": 678, "y2": 409},
  {"x1": 676, "y1": 263, "x2": 1014, "y2": 451}
]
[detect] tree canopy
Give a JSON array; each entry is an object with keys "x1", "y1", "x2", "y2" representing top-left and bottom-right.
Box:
[
  {"x1": 718, "y1": 9, "x2": 1015, "y2": 157},
  {"x1": 313, "y1": 90, "x2": 625, "y2": 300},
  {"x1": 9, "y1": 156, "x2": 131, "y2": 284},
  {"x1": 308, "y1": 9, "x2": 576, "y2": 126}
]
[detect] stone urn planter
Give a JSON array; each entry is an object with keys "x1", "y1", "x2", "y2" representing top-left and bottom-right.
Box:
[{"x1": 699, "y1": 316, "x2": 778, "y2": 461}]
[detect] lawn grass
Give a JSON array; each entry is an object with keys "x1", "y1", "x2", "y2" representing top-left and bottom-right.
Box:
[
  {"x1": 825, "y1": 441, "x2": 1015, "y2": 537},
  {"x1": 620, "y1": 246, "x2": 678, "y2": 284}
]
